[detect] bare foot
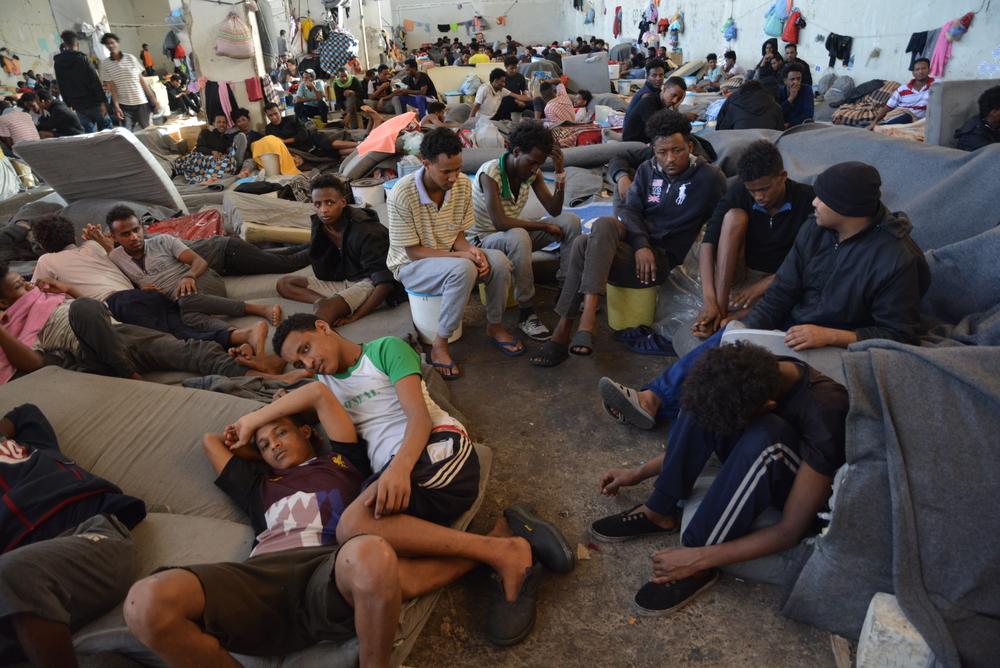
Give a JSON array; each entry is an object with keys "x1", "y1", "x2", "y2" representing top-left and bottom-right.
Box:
[
  {"x1": 428, "y1": 339, "x2": 460, "y2": 379},
  {"x1": 486, "y1": 323, "x2": 524, "y2": 355},
  {"x1": 492, "y1": 537, "x2": 534, "y2": 602},
  {"x1": 228, "y1": 343, "x2": 254, "y2": 359},
  {"x1": 246, "y1": 303, "x2": 282, "y2": 327},
  {"x1": 235, "y1": 352, "x2": 287, "y2": 376},
  {"x1": 360, "y1": 104, "x2": 384, "y2": 129},
  {"x1": 639, "y1": 504, "x2": 680, "y2": 530},
  {"x1": 269, "y1": 304, "x2": 282, "y2": 326}
]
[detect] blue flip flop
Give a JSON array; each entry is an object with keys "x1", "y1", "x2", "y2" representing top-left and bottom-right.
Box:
[
  {"x1": 628, "y1": 333, "x2": 676, "y2": 357},
  {"x1": 428, "y1": 359, "x2": 462, "y2": 380},
  {"x1": 612, "y1": 325, "x2": 654, "y2": 344},
  {"x1": 492, "y1": 337, "x2": 526, "y2": 357}
]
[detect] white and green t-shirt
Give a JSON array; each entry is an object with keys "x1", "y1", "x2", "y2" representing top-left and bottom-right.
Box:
[{"x1": 316, "y1": 337, "x2": 462, "y2": 471}]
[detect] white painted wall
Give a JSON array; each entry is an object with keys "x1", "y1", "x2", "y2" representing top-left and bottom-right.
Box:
[
  {"x1": 0, "y1": 0, "x2": 63, "y2": 88},
  {"x1": 392, "y1": 0, "x2": 560, "y2": 49}
]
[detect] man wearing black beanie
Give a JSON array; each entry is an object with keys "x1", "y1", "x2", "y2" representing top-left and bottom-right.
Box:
[{"x1": 599, "y1": 161, "x2": 930, "y2": 432}]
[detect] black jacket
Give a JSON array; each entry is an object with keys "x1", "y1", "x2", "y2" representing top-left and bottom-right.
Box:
[
  {"x1": 310, "y1": 208, "x2": 395, "y2": 288},
  {"x1": 1, "y1": 404, "x2": 146, "y2": 552},
  {"x1": 36, "y1": 101, "x2": 85, "y2": 136},
  {"x1": 953, "y1": 116, "x2": 1000, "y2": 151},
  {"x1": 618, "y1": 156, "x2": 727, "y2": 265},
  {"x1": 195, "y1": 128, "x2": 233, "y2": 155},
  {"x1": 741, "y1": 206, "x2": 930, "y2": 343},
  {"x1": 716, "y1": 85, "x2": 784, "y2": 131},
  {"x1": 53, "y1": 50, "x2": 107, "y2": 109},
  {"x1": 266, "y1": 116, "x2": 311, "y2": 151}
]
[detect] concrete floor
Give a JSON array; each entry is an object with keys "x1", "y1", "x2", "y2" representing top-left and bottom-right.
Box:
[{"x1": 407, "y1": 285, "x2": 834, "y2": 668}]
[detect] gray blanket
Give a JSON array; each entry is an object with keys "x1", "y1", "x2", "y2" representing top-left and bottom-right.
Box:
[{"x1": 782, "y1": 341, "x2": 1000, "y2": 667}]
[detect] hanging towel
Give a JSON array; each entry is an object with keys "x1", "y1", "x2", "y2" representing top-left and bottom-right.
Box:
[
  {"x1": 929, "y1": 21, "x2": 954, "y2": 78},
  {"x1": 613, "y1": 6, "x2": 622, "y2": 38},
  {"x1": 203, "y1": 80, "x2": 239, "y2": 124},
  {"x1": 905, "y1": 32, "x2": 927, "y2": 70},
  {"x1": 251, "y1": 135, "x2": 301, "y2": 175},
  {"x1": 261, "y1": 75, "x2": 279, "y2": 106},
  {"x1": 0, "y1": 289, "x2": 65, "y2": 385},
  {"x1": 218, "y1": 81, "x2": 234, "y2": 125},
  {"x1": 245, "y1": 76, "x2": 263, "y2": 101}
]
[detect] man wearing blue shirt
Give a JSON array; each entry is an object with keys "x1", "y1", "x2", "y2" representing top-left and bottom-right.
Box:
[{"x1": 779, "y1": 63, "x2": 813, "y2": 128}]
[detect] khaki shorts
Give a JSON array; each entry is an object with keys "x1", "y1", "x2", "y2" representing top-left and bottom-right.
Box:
[{"x1": 305, "y1": 277, "x2": 374, "y2": 313}]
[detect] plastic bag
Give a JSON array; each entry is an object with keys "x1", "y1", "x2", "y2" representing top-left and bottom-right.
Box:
[
  {"x1": 459, "y1": 74, "x2": 482, "y2": 95},
  {"x1": 215, "y1": 11, "x2": 254, "y2": 59},
  {"x1": 401, "y1": 131, "x2": 424, "y2": 156}
]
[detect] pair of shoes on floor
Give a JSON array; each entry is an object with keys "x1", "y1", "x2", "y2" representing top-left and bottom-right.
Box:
[{"x1": 486, "y1": 504, "x2": 575, "y2": 646}]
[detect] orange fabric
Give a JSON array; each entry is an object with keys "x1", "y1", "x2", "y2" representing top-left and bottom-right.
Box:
[
  {"x1": 358, "y1": 112, "x2": 417, "y2": 156},
  {"x1": 142, "y1": 50, "x2": 154, "y2": 68}
]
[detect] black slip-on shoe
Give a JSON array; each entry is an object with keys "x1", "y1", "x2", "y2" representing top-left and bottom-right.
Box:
[
  {"x1": 486, "y1": 562, "x2": 543, "y2": 647},
  {"x1": 633, "y1": 570, "x2": 720, "y2": 617},
  {"x1": 504, "y1": 504, "x2": 575, "y2": 574},
  {"x1": 589, "y1": 505, "x2": 679, "y2": 543}
]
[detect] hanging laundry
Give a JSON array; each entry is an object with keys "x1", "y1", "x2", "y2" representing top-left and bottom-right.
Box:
[
  {"x1": 930, "y1": 13, "x2": 974, "y2": 77},
  {"x1": 300, "y1": 17, "x2": 316, "y2": 49},
  {"x1": 162, "y1": 30, "x2": 180, "y2": 58},
  {"x1": 642, "y1": 1, "x2": 658, "y2": 24},
  {"x1": 318, "y1": 30, "x2": 358, "y2": 76},
  {"x1": 438, "y1": 24, "x2": 450, "y2": 33},
  {"x1": 261, "y1": 76, "x2": 279, "y2": 106},
  {"x1": 825, "y1": 33, "x2": 853, "y2": 67},
  {"x1": 905, "y1": 32, "x2": 927, "y2": 70},
  {"x1": 403, "y1": 19, "x2": 415, "y2": 32},
  {"x1": 203, "y1": 81, "x2": 238, "y2": 125},
  {"x1": 781, "y1": 9, "x2": 805, "y2": 44},
  {"x1": 244, "y1": 76, "x2": 263, "y2": 101},
  {"x1": 613, "y1": 6, "x2": 622, "y2": 38},
  {"x1": 584, "y1": 3, "x2": 596, "y2": 24}
]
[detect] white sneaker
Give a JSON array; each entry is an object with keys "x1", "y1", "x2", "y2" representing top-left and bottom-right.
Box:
[{"x1": 518, "y1": 314, "x2": 551, "y2": 341}]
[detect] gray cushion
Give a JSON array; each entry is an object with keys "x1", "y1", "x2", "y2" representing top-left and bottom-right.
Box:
[{"x1": 920, "y1": 225, "x2": 1000, "y2": 324}]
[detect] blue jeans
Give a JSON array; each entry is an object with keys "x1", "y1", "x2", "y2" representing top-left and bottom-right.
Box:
[
  {"x1": 394, "y1": 94, "x2": 429, "y2": 118},
  {"x1": 643, "y1": 329, "x2": 725, "y2": 421},
  {"x1": 75, "y1": 105, "x2": 112, "y2": 133},
  {"x1": 645, "y1": 411, "x2": 800, "y2": 547}
]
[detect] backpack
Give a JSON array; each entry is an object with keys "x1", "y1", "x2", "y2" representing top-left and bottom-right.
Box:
[
  {"x1": 722, "y1": 18, "x2": 738, "y2": 41},
  {"x1": 763, "y1": 0, "x2": 792, "y2": 37},
  {"x1": 459, "y1": 74, "x2": 482, "y2": 95},
  {"x1": 215, "y1": 11, "x2": 254, "y2": 59}
]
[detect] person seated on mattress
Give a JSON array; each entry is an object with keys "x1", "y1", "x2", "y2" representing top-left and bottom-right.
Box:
[
  {"x1": 277, "y1": 175, "x2": 400, "y2": 326},
  {"x1": 953, "y1": 85, "x2": 1000, "y2": 152},
  {"x1": 125, "y1": 382, "x2": 403, "y2": 665},
  {"x1": 267, "y1": 316, "x2": 574, "y2": 646},
  {"x1": 29, "y1": 215, "x2": 268, "y2": 355},
  {"x1": 0, "y1": 263, "x2": 298, "y2": 384},
  {"x1": 689, "y1": 53, "x2": 723, "y2": 92},
  {"x1": 165, "y1": 73, "x2": 200, "y2": 116},
  {"x1": 691, "y1": 140, "x2": 815, "y2": 340},
  {"x1": 263, "y1": 102, "x2": 359, "y2": 160},
  {"x1": 291, "y1": 68, "x2": 329, "y2": 123},
  {"x1": 621, "y1": 76, "x2": 691, "y2": 143},
  {"x1": 230, "y1": 106, "x2": 303, "y2": 174},
  {"x1": 419, "y1": 101, "x2": 458, "y2": 130},
  {"x1": 778, "y1": 63, "x2": 814, "y2": 128},
  {"x1": 386, "y1": 128, "x2": 523, "y2": 379},
  {"x1": 598, "y1": 162, "x2": 931, "y2": 432},
  {"x1": 867, "y1": 58, "x2": 934, "y2": 130},
  {"x1": 99, "y1": 204, "x2": 283, "y2": 327},
  {"x1": 531, "y1": 111, "x2": 726, "y2": 367},
  {"x1": 469, "y1": 121, "x2": 581, "y2": 343},
  {"x1": 173, "y1": 112, "x2": 251, "y2": 185},
  {"x1": 365, "y1": 65, "x2": 396, "y2": 114},
  {"x1": 624, "y1": 58, "x2": 668, "y2": 119},
  {"x1": 588, "y1": 341, "x2": 848, "y2": 616},
  {"x1": 537, "y1": 81, "x2": 577, "y2": 128},
  {"x1": 469, "y1": 69, "x2": 531, "y2": 124},
  {"x1": 31, "y1": 89, "x2": 85, "y2": 138},
  {"x1": 0, "y1": 403, "x2": 146, "y2": 666}
]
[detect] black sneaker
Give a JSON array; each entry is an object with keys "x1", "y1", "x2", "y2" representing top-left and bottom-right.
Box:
[
  {"x1": 504, "y1": 504, "x2": 575, "y2": 574},
  {"x1": 589, "y1": 505, "x2": 678, "y2": 543},
  {"x1": 486, "y1": 562, "x2": 543, "y2": 646},
  {"x1": 633, "y1": 570, "x2": 719, "y2": 617}
]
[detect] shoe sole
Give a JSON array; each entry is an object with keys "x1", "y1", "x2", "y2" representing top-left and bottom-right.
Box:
[
  {"x1": 598, "y1": 377, "x2": 656, "y2": 430},
  {"x1": 588, "y1": 523, "x2": 677, "y2": 544},
  {"x1": 632, "y1": 570, "x2": 720, "y2": 617},
  {"x1": 486, "y1": 612, "x2": 537, "y2": 647},
  {"x1": 505, "y1": 505, "x2": 575, "y2": 574}
]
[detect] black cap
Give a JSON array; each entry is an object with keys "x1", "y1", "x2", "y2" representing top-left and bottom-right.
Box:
[{"x1": 813, "y1": 162, "x2": 882, "y2": 217}]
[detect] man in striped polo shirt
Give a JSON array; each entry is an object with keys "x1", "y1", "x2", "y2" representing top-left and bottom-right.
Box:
[
  {"x1": 99, "y1": 33, "x2": 160, "y2": 130},
  {"x1": 469, "y1": 121, "x2": 581, "y2": 341},
  {"x1": 387, "y1": 128, "x2": 520, "y2": 380},
  {"x1": 868, "y1": 58, "x2": 934, "y2": 129}
]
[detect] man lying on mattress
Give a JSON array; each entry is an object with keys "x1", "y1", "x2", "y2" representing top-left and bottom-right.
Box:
[{"x1": 0, "y1": 261, "x2": 300, "y2": 384}]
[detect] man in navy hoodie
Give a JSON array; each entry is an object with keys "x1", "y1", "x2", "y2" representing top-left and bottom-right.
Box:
[
  {"x1": 532, "y1": 110, "x2": 726, "y2": 366},
  {"x1": 0, "y1": 403, "x2": 146, "y2": 665}
]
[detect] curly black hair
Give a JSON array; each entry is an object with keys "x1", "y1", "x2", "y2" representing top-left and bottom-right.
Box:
[
  {"x1": 106, "y1": 204, "x2": 138, "y2": 231},
  {"x1": 781, "y1": 62, "x2": 804, "y2": 79},
  {"x1": 489, "y1": 68, "x2": 507, "y2": 83},
  {"x1": 737, "y1": 140, "x2": 784, "y2": 183},
  {"x1": 978, "y1": 85, "x2": 1000, "y2": 119},
  {"x1": 508, "y1": 120, "x2": 554, "y2": 156},
  {"x1": 645, "y1": 108, "x2": 692, "y2": 143},
  {"x1": 30, "y1": 215, "x2": 77, "y2": 253},
  {"x1": 577, "y1": 89, "x2": 593, "y2": 105},
  {"x1": 420, "y1": 126, "x2": 464, "y2": 162},
  {"x1": 645, "y1": 58, "x2": 666, "y2": 73},
  {"x1": 680, "y1": 342, "x2": 780, "y2": 435},
  {"x1": 272, "y1": 313, "x2": 322, "y2": 358},
  {"x1": 310, "y1": 173, "x2": 347, "y2": 196}
]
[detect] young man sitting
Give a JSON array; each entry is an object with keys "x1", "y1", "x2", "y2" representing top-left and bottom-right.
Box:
[
  {"x1": 691, "y1": 140, "x2": 815, "y2": 339},
  {"x1": 953, "y1": 85, "x2": 1000, "y2": 151},
  {"x1": 778, "y1": 63, "x2": 814, "y2": 128},
  {"x1": 264, "y1": 103, "x2": 358, "y2": 159},
  {"x1": 532, "y1": 110, "x2": 725, "y2": 366},
  {"x1": 33, "y1": 89, "x2": 85, "y2": 138},
  {"x1": 391, "y1": 58, "x2": 438, "y2": 119},
  {"x1": 419, "y1": 101, "x2": 457, "y2": 129},
  {"x1": 292, "y1": 68, "x2": 329, "y2": 122},
  {"x1": 690, "y1": 53, "x2": 723, "y2": 92},
  {"x1": 537, "y1": 81, "x2": 577, "y2": 128},
  {"x1": 622, "y1": 77, "x2": 689, "y2": 143},
  {"x1": 277, "y1": 175, "x2": 398, "y2": 326},
  {"x1": 599, "y1": 162, "x2": 930, "y2": 430},
  {"x1": 387, "y1": 128, "x2": 520, "y2": 379},
  {"x1": 624, "y1": 59, "x2": 667, "y2": 117},
  {"x1": 867, "y1": 58, "x2": 934, "y2": 129},
  {"x1": 469, "y1": 121, "x2": 582, "y2": 341},
  {"x1": 470, "y1": 69, "x2": 530, "y2": 123},
  {"x1": 589, "y1": 342, "x2": 848, "y2": 615},
  {"x1": 0, "y1": 404, "x2": 146, "y2": 666},
  {"x1": 269, "y1": 315, "x2": 574, "y2": 645}
]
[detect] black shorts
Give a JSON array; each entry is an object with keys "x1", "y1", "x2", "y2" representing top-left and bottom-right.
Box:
[
  {"x1": 365, "y1": 426, "x2": 480, "y2": 526},
  {"x1": 181, "y1": 545, "x2": 355, "y2": 657}
]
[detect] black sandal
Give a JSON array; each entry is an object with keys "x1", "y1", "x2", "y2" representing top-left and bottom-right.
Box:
[
  {"x1": 569, "y1": 330, "x2": 594, "y2": 356},
  {"x1": 529, "y1": 341, "x2": 569, "y2": 367}
]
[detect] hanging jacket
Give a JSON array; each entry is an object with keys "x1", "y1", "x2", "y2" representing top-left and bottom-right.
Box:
[
  {"x1": 716, "y1": 82, "x2": 784, "y2": 131},
  {"x1": 952, "y1": 115, "x2": 1000, "y2": 152},
  {"x1": 825, "y1": 33, "x2": 853, "y2": 67},
  {"x1": 905, "y1": 32, "x2": 927, "y2": 70}
]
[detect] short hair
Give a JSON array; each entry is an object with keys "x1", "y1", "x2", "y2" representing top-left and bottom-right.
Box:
[
  {"x1": 420, "y1": 127, "x2": 464, "y2": 162},
  {"x1": 377, "y1": 64, "x2": 389, "y2": 72},
  {"x1": 106, "y1": 204, "x2": 139, "y2": 230},
  {"x1": 508, "y1": 120, "x2": 554, "y2": 156},
  {"x1": 35, "y1": 89, "x2": 52, "y2": 103},
  {"x1": 645, "y1": 58, "x2": 668, "y2": 74},
  {"x1": 539, "y1": 82, "x2": 554, "y2": 95},
  {"x1": 737, "y1": 140, "x2": 784, "y2": 182},
  {"x1": 231, "y1": 107, "x2": 250, "y2": 121},
  {"x1": 913, "y1": 57, "x2": 930, "y2": 68},
  {"x1": 489, "y1": 68, "x2": 506, "y2": 83},
  {"x1": 646, "y1": 108, "x2": 692, "y2": 143},
  {"x1": 30, "y1": 215, "x2": 77, "y2": 253},
  {"x1": 504, "y1": 55, "x2": 519, "y2": 67},
  {"x1": 310, "y1": 173, "x2": 347, "y2": 196},
  {"x1": 427, "y1": 100, "x2": 446, "y2": 114},
  {"x1": 404, "y1": 58, "x2": 418, "y2": 69},
  {"x1": 782, "y1": 62, "x2": 804, "y2": 78},
  {"x1": 18, "y1": 92, "x2": 37, "y2": 106},
  {"x1": 211, "y1": 112, "x2": 229, "y2": 122},
  {"x1": 61, "y1": 30, "x2": 78, "y2": 46},
  {"x1": 784, "y1": 43, "x2": 797, "y2": 51},
  {"x1": 142, "y1": 43, "x2": 149, "y2": 49},
  {"x1": 977, "y1": 85, "x2": 1000, "y2": 119},
  {"x1": 263, "y1": 102, "x2": 280, "y2": 112},
  {"x1": 272, "y1": 313, "x2": 321, "y2": 356},
  {"x1": 741, "y1": 79, "x2": 764, "y2": 93},
  {"x1": 100, "y1": 32, "x2": 119, "y2": 46},
  {"x1": 680, "y1": 342, "x2": 780, "y2": 435},
  {"x1": 169, "y1": 74, "x2": 180, "y2": 82},
  {"x1": 577, "y1": 88, "x2": 593, "y2": 104},
  {"x1": 724, "y1": 50, "x2": 736, "y2": 60},
  {"x1": 664, "y1": 76, "x2": 688, "y2": 91},
  {"x1": 706, "y1": 53, "x2": 718, "y2": 61}
]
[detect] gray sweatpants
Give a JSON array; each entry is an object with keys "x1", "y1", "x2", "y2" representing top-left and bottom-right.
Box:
[
  {"x1": 472, "y1": 212, "x2": 582, "y2": 306},
  {"x1": 397, "y1": 249, "x2": 512, "y2": 339},
  {"x1": 0, "y1": 514, "x2": 137, "y2": 661},
  {"x1": 554, "y1": 216, "x2": 671, "y2": 318},
  {"x1": 178, "y1": 271, "x2": 245, "y2": 332}
]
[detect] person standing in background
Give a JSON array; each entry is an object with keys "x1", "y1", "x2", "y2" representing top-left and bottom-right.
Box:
[
  {"x1": 140, "y1": 43, "x2": 155, "y2": 76},
  {"x1": 99, "y1": 33, "x2": 159, "y2": 130},
  {"x1": 53, "y1": 30, "x2": 112, "y2": 132}
]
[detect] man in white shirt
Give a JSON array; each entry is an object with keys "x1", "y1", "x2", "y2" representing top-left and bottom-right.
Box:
[
  {"x1": 471, "y1": 69, "x2": 529, "y2": 122},
  {"x1": 868, "y1": 58, "x2": 934, "y2": 129},
  {"x1": 99, "y1": 32, "x2": 159, "y2": 130},
  {"x1": 722, "y1": 50, "x2": 746, "y2": 79}
]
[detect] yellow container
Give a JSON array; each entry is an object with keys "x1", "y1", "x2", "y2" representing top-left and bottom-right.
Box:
[
  {"x1": 478, "y1": 283, "x2": 518, "y2": 309},
  {"x1": 606, "y1": 284, "x2": 657, "y2": 330},
  {"x1": 312, "y1": 116, "x2": 327, "y2": 129}
]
